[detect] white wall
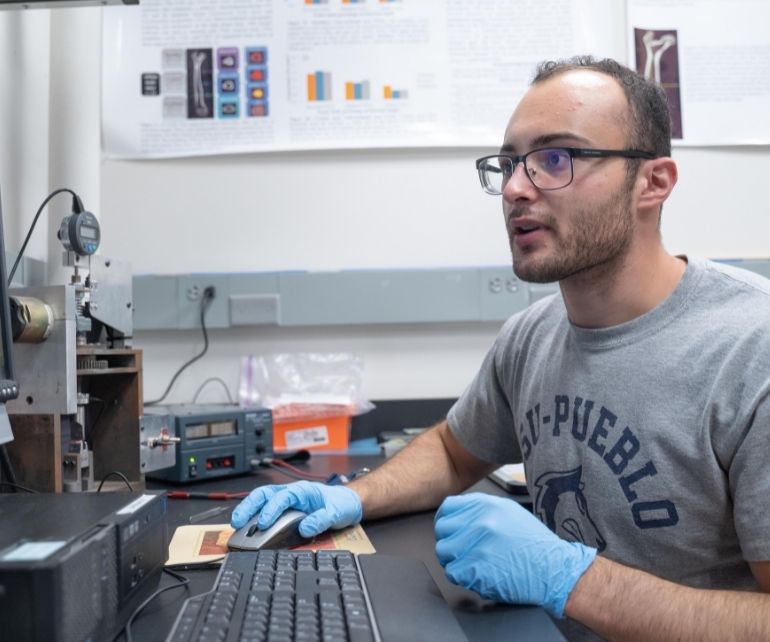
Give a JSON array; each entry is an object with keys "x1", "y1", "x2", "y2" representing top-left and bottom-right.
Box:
[
  {"x1": 0, "y1": 10, "x2": 51, "y2": 262},
  {"x1": 3, "y1": 6, "x2": 770, "y2": 407},
  {"x1": 0, "y1": 7, "x2": 101, "y2": 284}
]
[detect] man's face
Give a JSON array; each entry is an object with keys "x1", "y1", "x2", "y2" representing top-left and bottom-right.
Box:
[{"x1": 501, "y1": 70, "x2": 638, "y2": 284}]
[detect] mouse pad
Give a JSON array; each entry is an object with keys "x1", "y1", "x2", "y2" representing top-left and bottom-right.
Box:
[{"x1": 166, "y1": 523, "x2": 375, "y2": 567}]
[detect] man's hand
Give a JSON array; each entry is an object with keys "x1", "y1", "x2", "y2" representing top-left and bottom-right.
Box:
[
  {"x1": 230, "y1": 481, "x2": 363, "y2": 538},
  {"x1": 434, "y1": 493, "x2": 597, "y2": 617}
]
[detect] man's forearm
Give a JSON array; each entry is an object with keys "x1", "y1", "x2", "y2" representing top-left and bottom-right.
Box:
[
  {"x1": 566, "y1": 555, "x2": 770, "y2": 641},
  {"x1": 348, "y1": 421, "x2": 494, "y2": 520}
]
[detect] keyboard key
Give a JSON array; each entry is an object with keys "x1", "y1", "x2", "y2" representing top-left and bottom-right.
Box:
[
  {"x1": 348, "y1": 628, "x2": 375, "y2": 642},
  {"x1": 321, "y1": 627, "x2": 347, "y2": 641}
]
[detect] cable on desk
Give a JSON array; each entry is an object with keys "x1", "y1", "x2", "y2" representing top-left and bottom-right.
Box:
[
  {"x1": 166, "y1": 557, "x2": 226, "y2": 572},
  {"x1": 122, "y1": 567, "x2": 190, "y2": 642},
  {"x1": 0, "y1": 447, "x2": 20, "y2": 491},
  {"x1": 0, "y1": 481, "x2": 38, "y2": 493},
  {"x1": 274, "y1": 449, "x2": 311, "y2": 464},
  {"x1": 260, "y1": 462, "x2": 313, "y2": 482},
  {"x1": 145, "y1": 286, "x2": 216, "y2": 407},
  {"x1": 257, "y1": 458, "x2": 328, "y2": 482},
  {"x1": 96, "y1": 471, "x2": 133, "y2": 492}
]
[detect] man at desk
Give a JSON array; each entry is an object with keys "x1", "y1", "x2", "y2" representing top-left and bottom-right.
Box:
[{"x1": 233, "y1": 56, "x2": 770, "y2": 641}]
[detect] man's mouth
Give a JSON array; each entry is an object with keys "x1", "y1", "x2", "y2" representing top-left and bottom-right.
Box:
[{"x1": 511, "y1": 220, "x2": 549, "y2": 237}]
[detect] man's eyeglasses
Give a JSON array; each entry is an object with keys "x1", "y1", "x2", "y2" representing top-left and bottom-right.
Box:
[{"x1": 475, "y1": 147, "x2": 656, "y2": 195}]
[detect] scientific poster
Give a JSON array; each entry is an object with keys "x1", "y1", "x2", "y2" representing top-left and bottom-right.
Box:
[
  {"x1": 102, "y1": 0, "x2": 619, "y2": 158},
  {"x1": 103, "y1": 0, "x2": 768, "y2": 157}
]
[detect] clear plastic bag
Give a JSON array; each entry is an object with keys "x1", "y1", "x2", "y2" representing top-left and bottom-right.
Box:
[{"x1": 238, "y1": 352, "x2": 374, "y2": 422}]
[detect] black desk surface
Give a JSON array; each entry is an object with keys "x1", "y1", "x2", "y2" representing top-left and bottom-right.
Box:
[{"x1": 127, "y1": 453, "x2": 566, "y2": 642}]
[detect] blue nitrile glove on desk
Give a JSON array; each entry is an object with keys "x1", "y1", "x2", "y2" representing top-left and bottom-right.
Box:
[
  {"x1": 231, "y1": 480, "x2": 363, "y2": 538},
  {"x1": 434, "y1": 493, "x2": 597, "y2": 618}
]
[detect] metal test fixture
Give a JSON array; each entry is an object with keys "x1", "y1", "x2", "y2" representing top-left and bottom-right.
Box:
[{"x1": 6, "y1": 204, "x2": 177, "y2": 491}]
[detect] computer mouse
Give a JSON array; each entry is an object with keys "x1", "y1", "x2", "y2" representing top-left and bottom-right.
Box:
[{"x1": 227, "y1": 509, "x2": 310, "y2": 551}]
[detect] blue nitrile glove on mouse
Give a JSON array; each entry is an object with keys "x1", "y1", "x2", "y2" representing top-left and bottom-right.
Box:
[
  {"x1": 231, "y1": 480, "x2": 363, "y2": 538},
  {"x1": 434, "y1": 493, "x2": 597, "y2": 618}
]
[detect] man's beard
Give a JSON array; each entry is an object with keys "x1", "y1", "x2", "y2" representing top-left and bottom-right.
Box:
[{"x1": 509, "y1": 180, "x2": 635, "y2": 284}]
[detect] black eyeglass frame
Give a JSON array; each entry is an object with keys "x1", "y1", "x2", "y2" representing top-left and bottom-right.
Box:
[{"x1": 475, "y1": 147, "x2": 657, "y2": 194}]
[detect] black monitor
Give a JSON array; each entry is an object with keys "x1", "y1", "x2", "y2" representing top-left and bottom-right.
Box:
[{"x1": 0, "y1": 188, "x2": 19, "y2": 445}]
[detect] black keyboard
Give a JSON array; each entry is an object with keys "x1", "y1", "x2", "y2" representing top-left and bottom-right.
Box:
[{"x1": 167, "y1": 550, "x2": 379, "y2": 642}]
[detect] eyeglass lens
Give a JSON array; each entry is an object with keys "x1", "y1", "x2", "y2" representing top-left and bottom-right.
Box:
[{"x1": 480, "y1": 148, "x2": 574, "y2": 194}]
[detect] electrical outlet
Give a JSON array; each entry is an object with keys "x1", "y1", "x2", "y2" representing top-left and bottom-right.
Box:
[
  {"x1": 186, "y1": 284, "x2": 202, "y2": 301},
  {"x1": 480, "y1": 268, "x2": 529, "y2": 320},
  {"x1": 177, "y1": 275, "x2": 230, "y2": 329}
]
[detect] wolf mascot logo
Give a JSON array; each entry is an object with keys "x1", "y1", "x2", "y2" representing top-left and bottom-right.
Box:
[{"x1": 534, "y1": 466, "x2": 607, "y2": 551}]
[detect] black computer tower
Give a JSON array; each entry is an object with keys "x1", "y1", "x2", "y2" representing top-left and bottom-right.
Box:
[{"x1": 0, "y1": 492, "x2": 167, "y2": 642}]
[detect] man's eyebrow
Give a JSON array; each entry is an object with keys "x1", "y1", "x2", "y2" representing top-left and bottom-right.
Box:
[{"x1": 500, "y1": 132, "x2": 592, "y2": 154}]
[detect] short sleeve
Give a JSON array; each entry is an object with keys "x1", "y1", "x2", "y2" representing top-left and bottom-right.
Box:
[{"x1": 447, "y1": 320, "x2": 522, "y2": 465}]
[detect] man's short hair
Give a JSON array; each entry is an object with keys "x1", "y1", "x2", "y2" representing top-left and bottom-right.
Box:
[{"x1": 532, "y1": 56, "x2": 672, "y2": 158}]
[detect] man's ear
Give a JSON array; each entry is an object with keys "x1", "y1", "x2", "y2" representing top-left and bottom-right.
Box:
[{"x1": 637, "y1": 157, "x2": 678, "y2": 212}]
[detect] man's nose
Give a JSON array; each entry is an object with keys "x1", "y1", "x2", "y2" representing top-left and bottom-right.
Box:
[{"x1": 502, "y1": 162, "x2": 537, "y2": 202}]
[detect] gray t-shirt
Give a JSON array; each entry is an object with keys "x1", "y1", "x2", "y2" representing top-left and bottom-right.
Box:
[{"x1": 448, "y1": 257, "x2": 770, "y2": 638}]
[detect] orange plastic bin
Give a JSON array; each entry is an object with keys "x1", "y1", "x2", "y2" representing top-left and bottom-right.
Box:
[{"x1": 273, "y1": 415, "x2": 351, "y2": 452}]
